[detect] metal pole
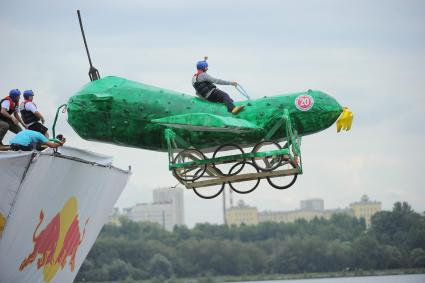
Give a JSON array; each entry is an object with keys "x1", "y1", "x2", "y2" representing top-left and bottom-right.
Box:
[
  {"x1": 52, "y1": 104, "x2": 67, "y2": 138},
  {"x1": 229, "y1": 187, "x2": 234, "y2": 208},
  {"x1": 223, "y1": 187, "x2": 227, "y2": 225},
  {"x1": 77, "y1": 10, "x2": 93, "y2": 67},
  {"x1": 77, "y1": 10, "x2": 100, "y2": 81},
  {"x1": 162, "y1": 210, "x2": 166, "y2": 230}
]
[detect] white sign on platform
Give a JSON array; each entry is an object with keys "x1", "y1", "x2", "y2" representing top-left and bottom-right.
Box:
[{"x1": 0, "y1": 148, "x2": 131, "y2": 283}]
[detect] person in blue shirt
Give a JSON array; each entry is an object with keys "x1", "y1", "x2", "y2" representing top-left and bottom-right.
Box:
[{"x1": 9, "y1": 130, "x2": 65, "y2": 151}]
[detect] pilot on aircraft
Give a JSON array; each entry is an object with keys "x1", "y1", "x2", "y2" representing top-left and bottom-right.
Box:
[{"x1": 192, "y1": 56, "x2": 245, "y2": 115}]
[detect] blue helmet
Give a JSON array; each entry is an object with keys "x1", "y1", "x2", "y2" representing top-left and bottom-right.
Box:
[
  {"x1": 196, "y1": 60, "x2": 208, "y2": 71},
  {"x1": 9, "y1": 89, "x2": 21, "y2": 99},
  {"x1": 23, "y1": 89, "x2": 34, "y2": 99}
]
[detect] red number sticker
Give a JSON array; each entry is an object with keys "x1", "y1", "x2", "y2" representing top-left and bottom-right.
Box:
[{"x1": 295, "y1": 95, "x2": 314, "y2": 111}]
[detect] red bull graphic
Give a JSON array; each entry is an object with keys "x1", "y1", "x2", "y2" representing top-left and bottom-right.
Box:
[
  {"x1": 19, "y1": 197, "x2": 89, "y2": 283},
  {"x1": 0, "y1": 213, "x2": 6, "y2": 237}
]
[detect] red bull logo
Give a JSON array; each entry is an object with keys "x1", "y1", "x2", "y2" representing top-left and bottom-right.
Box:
[
  {"x1": 19, "y1": 197, "x2": 89, "y2": 283},
  {"x1": 0, "y1": 212, "x2": 6, "y2": 237}
]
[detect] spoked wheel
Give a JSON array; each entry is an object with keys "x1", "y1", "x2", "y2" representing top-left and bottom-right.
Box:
[
  {"x1": 228, "y1": 161, "x2": 260, "y2": 194},
  {"x1": 193, "y1": 183, "x2": 225, "y2": 199},
  {"x1": 251, "y1": 141, "x2": 283, "y2": 171},
  {"x1": 172, "y1": 149, "x2": 207, "y2": 182},
  {"x1": 212, "y1": 143, "x2": 245, "y2": 176},
  {"x1": 266, "y1": 158, "x2": 298, "y2": 190}
]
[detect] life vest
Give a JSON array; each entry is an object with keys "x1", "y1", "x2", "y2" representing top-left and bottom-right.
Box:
[
  {"x1": 192, "y1": 72, "x2": 216, "y2": 98},
  {"x1": 20, "y1": 100, "x2": 39, "y2": 125},
  {"x1": 0, "y1": 96, "x2": 17, "y2": 119}
]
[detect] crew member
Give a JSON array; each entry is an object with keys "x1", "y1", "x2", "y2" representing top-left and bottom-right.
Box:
[
  {"x1": 19, "y1": 90, "x2": 49, "y2": 137},
  {"x1": 0, "y1": 89, "x2": 25, "y2": 145},
  {"x1": 10, "y1": 129, "x2": 65, "y2": 151},
  {"x1": 192, "y1": 57, "x2": 245, "y2": 115}
]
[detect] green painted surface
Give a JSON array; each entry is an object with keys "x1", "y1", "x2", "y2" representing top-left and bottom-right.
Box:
[
  {"x1": 67, "y1": 76, "x2": 343, "y2": 152},
  {"x1": 152, "y1": 113, "x2": 263, "y2": 132}
]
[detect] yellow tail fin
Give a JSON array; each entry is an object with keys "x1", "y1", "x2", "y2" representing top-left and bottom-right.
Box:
[{"x1": 336, "y1": 107, "x2": 353, "y2": 132}]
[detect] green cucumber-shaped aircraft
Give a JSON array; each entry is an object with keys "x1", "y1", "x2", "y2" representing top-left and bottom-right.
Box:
[
  {"x1": 67, "y1": 76, "x2": 352, "y2": 151},
  {"x1": 65, "y1": 12, "x2": 353, "y2": 196}
]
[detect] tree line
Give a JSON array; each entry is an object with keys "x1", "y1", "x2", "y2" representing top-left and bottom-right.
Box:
[{"x1": 76, "y1": 202, "x2": 425, "y2": 282}]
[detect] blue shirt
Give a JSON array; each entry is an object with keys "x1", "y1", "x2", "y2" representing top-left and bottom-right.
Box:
[{"x1": 10, "y1": 130, "x2": 49, "y2": 146}]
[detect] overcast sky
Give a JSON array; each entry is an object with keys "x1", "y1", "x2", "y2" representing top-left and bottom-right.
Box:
[{"x1": 1, "y1": 0, "x2": 424, "y2": 227}]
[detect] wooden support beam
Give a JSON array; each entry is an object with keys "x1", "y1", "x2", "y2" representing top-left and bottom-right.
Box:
[{"x1": 186, "y1": 168, "x2": 300, "y2": 189}]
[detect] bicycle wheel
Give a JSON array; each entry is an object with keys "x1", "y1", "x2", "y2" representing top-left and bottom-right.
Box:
[
  {"x1": 172, "y1": 149, "x2": 207, "y2": 182},
  {"x1": 266, "y1": 159, "x2": 298, "y2": 190},
  {"x1": 228, "y1": 161, "x2": 260, "y2": 194},
  {"x1": 193, "y1": 183, "x2": 225, "y2": 199},
  {"x1": 212, "y1": 143, "x2": 245, "y2": 176},
  {"x1": 251, "y1": 141, "x2": 283, "y2": 171}
]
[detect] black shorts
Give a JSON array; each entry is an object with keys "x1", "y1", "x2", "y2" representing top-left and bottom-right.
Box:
[{"x1": 28, "y1": 122, "x2": 48, "y2": 135}]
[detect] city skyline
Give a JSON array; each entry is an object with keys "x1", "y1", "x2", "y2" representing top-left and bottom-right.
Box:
[
  {"x1": 113, "y1": 192, "x2": 385, "y2": 230},
  {"x1": 115, "y1": 190, "x2": 392, "y2": 228}
]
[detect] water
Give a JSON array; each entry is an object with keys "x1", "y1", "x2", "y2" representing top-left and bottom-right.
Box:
[{"x1": 226, "y1": 274, "x2": 425, "y2": 283}]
